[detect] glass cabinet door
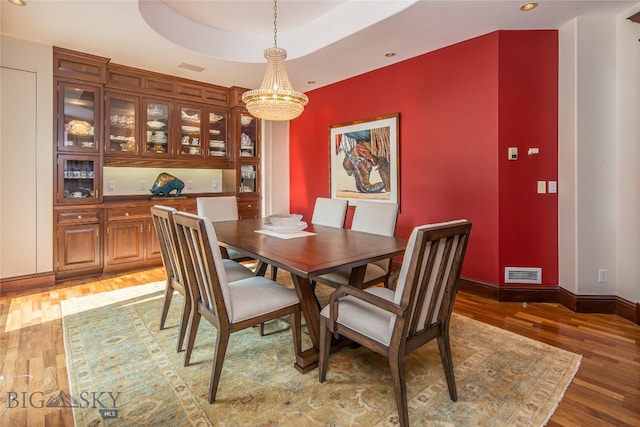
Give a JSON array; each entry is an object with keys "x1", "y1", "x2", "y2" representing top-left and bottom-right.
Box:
[
  {"x1": 143, "y1": 100, "x2": 171, "y2": 157},
  {"x1": 239, "y1": 112, "x2": 257, "y2": 159},
  {"x1": 206, "y1": 108, "x2": 229, "y2": 159},
  {"x1": 58, "y1": 155, "x2": 101, "y2": 204},
  {"x1": 178, "y1": 105, "x2": 203, "y2": 158},
  {"x1": 239, "y1": 165, "x2": 258, "y2": 193},
  {"x1": 106, "y1": 93, "x2": 139, "y2": 155},
  {"x1": 57, "y1": 82, "x2": 100, "y2": 152}
]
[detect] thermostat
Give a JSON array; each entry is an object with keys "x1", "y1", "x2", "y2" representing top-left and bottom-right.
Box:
[{"x1": 508, "y1": 147, "x2": 518, "y2": 160}]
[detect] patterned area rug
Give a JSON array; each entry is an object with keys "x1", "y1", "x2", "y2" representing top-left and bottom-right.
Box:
[{"x1": 62, "y1": 281, "x2": 581, "y2": 426}]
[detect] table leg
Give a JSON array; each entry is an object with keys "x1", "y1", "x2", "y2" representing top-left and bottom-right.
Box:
[{"x1": 290, "y1": 274, "x2": 321, "y2": 373}]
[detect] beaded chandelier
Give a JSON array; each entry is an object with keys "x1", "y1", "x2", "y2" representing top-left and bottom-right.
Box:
[{"x1": 242, "y1": 0, "x2": 308, "y2": 121}]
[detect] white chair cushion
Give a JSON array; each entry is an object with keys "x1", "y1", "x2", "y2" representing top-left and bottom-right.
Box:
[
  {"x1": 311, "y1": 197, "x2": 348, "y2": 227},
  {"x1": 316, "y1": 263, "x2": 387, "y2": 287},
  {"x1": 321, "y1": 287, "x2": 396, "y2": 346},
  {"x1": 351, "y1": 201, "x2": 398, "y2": 236},
  {"x1": 228, "y1": 276, "x2": 299, "y2": 323},
  {"x1": 197, "y1": 196, "x2": 239, "y2": 222},
  {"x1": 222, "y1": 259, "x2": 255, "y2": 283}
]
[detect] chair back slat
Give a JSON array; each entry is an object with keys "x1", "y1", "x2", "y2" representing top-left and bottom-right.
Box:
[
  {"x1": 352, "y1": 201, "x2": 399, "y2": 273},
  {"x1": 174, "y1": 212, "x2": 232, "y2": 324},
  {"x1": 394, "y1": 221, "x2": 471, "y2": 338},
  {"x1": 150, "y1": 206, "x2": 184, "y2": 285}
]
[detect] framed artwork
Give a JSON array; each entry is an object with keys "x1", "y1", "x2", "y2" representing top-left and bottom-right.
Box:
[{"x1": 329, "y1": 113, "x2": 399, "y2": 206}]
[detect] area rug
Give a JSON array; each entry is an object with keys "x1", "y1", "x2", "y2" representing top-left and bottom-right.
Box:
[{"x1": 61, "y1": 282, "x2": 581, "y2": 426}]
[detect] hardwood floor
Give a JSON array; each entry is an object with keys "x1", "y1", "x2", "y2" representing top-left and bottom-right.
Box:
[{"x1": 1, "y1": 267, "x2": 638, "y2": 426}]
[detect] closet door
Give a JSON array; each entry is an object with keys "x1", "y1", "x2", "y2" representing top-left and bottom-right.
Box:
[{"x1": 0, "y1": 67, "x2": 37, "y2": 278}]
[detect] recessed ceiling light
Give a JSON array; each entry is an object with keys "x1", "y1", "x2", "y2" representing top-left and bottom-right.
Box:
[
  {"x1": 384, "y1": 52, "x2": 396, "y2": 58},
  {"x1": 520, "y1": 2, "x2": 537, "y2": 11},
  {"x1": 8, "y1": 0, "x2": 27, "y2": 6},
  {"x1": 307, "y1": 80, "x2": 316, "y2": 85}
]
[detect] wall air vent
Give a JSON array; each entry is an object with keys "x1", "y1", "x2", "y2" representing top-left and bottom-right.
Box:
[{"x1": 504, "y1": 267, "x2": 542, "y2": 284}]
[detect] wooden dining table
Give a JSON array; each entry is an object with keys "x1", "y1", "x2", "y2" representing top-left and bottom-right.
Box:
[{"x1": 212, "y1": 217, "x2": 408, "y2": 373}]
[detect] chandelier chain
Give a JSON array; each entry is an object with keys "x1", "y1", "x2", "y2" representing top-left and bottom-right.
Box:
[{"x1": 273, "y1": 0, "x2": 278, "y2": 47}]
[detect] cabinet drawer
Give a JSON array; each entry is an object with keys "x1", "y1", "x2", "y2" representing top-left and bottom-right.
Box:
[
  {"x1": 106, "y1": 206, "x2": 152, "y2": 221},
  {"x1": 57, "y1": 209, "x2": 101, "y2": 224}
]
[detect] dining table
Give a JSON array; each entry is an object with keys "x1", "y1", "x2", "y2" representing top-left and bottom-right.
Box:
[{"x1": 212, "y1": 217, "x2": 408, "y2": 373}]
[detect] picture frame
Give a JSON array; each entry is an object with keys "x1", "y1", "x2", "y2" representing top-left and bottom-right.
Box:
[{"x1": 329, "y1": 113, "x2": 399, "y2": 206}]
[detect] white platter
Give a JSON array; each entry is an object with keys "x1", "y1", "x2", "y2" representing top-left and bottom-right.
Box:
[
  {"x1": 181, "y1": 125, "x2": 199, "y2": 133},
  {"x1": 262, "y1": 221, "x2": 308, "y2": 234},
  {"x1": 147, "y1": 120, "x2": 165, "y2": 129}
]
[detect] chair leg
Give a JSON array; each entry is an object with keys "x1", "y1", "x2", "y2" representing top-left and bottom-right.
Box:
[
  {"x1": 270, "y1": 266, "x2": 278, "y2": 281},
  {"x1": 184, "y1": 311, "x2": 201, "y2": 367},
  {"x1": 389, "y1": 352, "x2": 409, "y2": 427},
  {"x1": 159, "y1": 280, "x2": 174, "y2": 330},
  {"x1": 208, "y1": 328, "x2": 230, "y2": 404},
  {"x1": 318, "y1": 316, "x2": 332, "y2": 382},
  {"x1": 176, "y1": 294, "x2": 191, "y2": 352},
  {"x1": 290, "y1": 306, "x2": 302, "y2": 358},
  {"x1": 437, "y1": 333, "x2": 458, "y2": 401}
]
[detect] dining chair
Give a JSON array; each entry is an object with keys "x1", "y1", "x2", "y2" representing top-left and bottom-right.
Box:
[
  {"x1": 151, "y1": 205, "x2": 254, "y2": 357},
  {"x1": 318, "y1": 219, "x2": 472, "y2": 427},
  {"x1": 313, "y1": 200, "x2": 399, "y2": 289},
  {"x1": 196, "y1": 196, "x2": 253, "y2": 262},
  {"x1": 173, "y1": 211, "x2": 302, "y2": 403},
  {"x1": 311, "y1": 197, "x2": 349, "y2": 227},
  {"x1": 267, "y1": 197, "x2": 349, "y2": 283}
]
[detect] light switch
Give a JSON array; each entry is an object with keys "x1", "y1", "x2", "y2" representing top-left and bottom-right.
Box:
[
  {"x1": 508, "y1": 147, "x2": 518, "y2": 160},
  {"x1": 537, "y1": 181, "x2": 546, "y2": 193},
  {"x1": 548, "y1": 181, "x2": 557, "y2": 193}
]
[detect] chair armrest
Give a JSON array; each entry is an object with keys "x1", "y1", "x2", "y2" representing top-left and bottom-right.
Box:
[{"x1": 329, "y1": 285, "x2": 406, "y2": 329}]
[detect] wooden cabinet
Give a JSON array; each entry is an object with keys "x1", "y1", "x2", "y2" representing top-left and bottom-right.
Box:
[
  {"x1": 105, "y1": 91, "x2": 139, "y2": 155},
  {"x1": 56, "y1": 154, "x2": 101, "y2": 204},
  {"x1": 52, "y1": 48, "x2": 261, "y2": 280},
  {"x1": 55, "y1": 207, "x2": 102, "y2": 279},
  {"x1": 56, "y1": 80, "x2": 102, "y2": 153},
  {"x1": 103, "y1": 200, "x2": 195, "y2": 273}
]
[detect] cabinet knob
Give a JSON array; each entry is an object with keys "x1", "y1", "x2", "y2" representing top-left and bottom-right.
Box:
[
  {"x1": 77, "y1": 215, "x2": 82, "y2": 219},
  {"x1": 247, "y1": 204, "x2": 252, "y2": 208},
  {"x1": 125, "y1": 212, "x2": 129, "y2": 216}
]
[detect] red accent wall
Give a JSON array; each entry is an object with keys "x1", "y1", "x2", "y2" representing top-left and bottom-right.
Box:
[{"x1": 289, "y1": 30, "x2": 558, "y2": 286}]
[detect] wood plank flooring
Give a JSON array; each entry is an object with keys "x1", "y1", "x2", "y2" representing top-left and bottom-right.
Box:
[{"x1": 1, "y1": 267, "x2": 638, "y2": 426}]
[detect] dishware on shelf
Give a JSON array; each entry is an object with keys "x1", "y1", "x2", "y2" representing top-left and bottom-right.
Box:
[
  {"x1": 209, "y1": 113, "x2": 224, "y2": 122},
  {"x1": 68, "y1": 120, "x2": 92, "y2": 136},
  {"x1": 147, "y1": 120, "x2": 165, "y2": 129},
  {"x1": 182, "y1": 136, "x2": 190, "y2": 145},
  {"x1": 181, "y1": 111, "x2": 199, "y2": 121},
  {"x1": 181, "y1": 125, "x2": 199, "y2": 133},
  {"x1": 209, "y1": 129, "x2": 221, "y2": 135},
  {"x1": 240, "y1": 116, "x2": 253, "y2": 126},
  {"x1": 189, "y1": 146, "x2": 200, "y2": 155}
]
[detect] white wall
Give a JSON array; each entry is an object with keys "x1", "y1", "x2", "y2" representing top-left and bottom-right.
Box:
[
  {"x1": 0, "y1": 36, "x2": 53, "y2": 278},
  {"x1": 558, "y1": 9, "x2": 640, "y2": 302},
  {"x1": 261, "y1": 120, "x2": 290, "y2": 217}
]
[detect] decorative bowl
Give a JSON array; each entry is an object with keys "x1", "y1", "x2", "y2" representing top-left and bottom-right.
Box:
[
  {"x1": 241, "y1": 116, "x2": 253, "y2": 126},
  {"x1": 268, "y1": 214, "x2": 303, "y2": 227}
]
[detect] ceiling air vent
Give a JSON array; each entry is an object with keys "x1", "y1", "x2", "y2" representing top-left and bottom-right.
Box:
[{"x1": 504, "y1": 267, "x2": 541, "y2": 284}]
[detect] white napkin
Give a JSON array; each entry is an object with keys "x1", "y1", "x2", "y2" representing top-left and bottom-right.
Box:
[{"x1": 255, "y1": 229, "x2": 317, "y2": 239}]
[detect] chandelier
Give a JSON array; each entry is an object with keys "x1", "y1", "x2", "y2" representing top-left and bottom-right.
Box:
[{"x1": 242, "y1": 0, "x2": 309, "y2": 121}]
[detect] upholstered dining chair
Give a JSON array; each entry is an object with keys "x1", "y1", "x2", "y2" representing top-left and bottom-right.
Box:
[
  {"x1": 318, "y1": 220, "x2": 472, "y2": 427},
  {"x1": 311, "y1": 197, "x2": 349, "y2": 227},
  {"x1": 313, "y1": 200, "x2": 399, "y2": 289},
  {"x1": 267, "y1": 197, "x2": 349, "y2": 282},
  {"x1": 173, "y1": 211, "x2": 302, "y2": 403},
  {"x1": 151, "y1": 205, "x2": 254, "y2": 357},
  {"x1": 196, "y1": 196, "x2": 253, "y2": 262}
]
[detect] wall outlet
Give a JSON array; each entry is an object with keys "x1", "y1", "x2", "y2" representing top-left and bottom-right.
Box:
[
  {"x1": 139, "y1": 181, "x2": 146, "y2": 191},
  {"x1": 598, "y1": 269, "x2": 608, "y2": 283},
  {"x1": 107, "y1": 181, "x2": 116, "y2": 192},
  {"x1": 212, "y1": 180, "x2": 218, "y2": 190},
  {"x1": 187, "y1": 180, "x2": 193, "y2": 189}
]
